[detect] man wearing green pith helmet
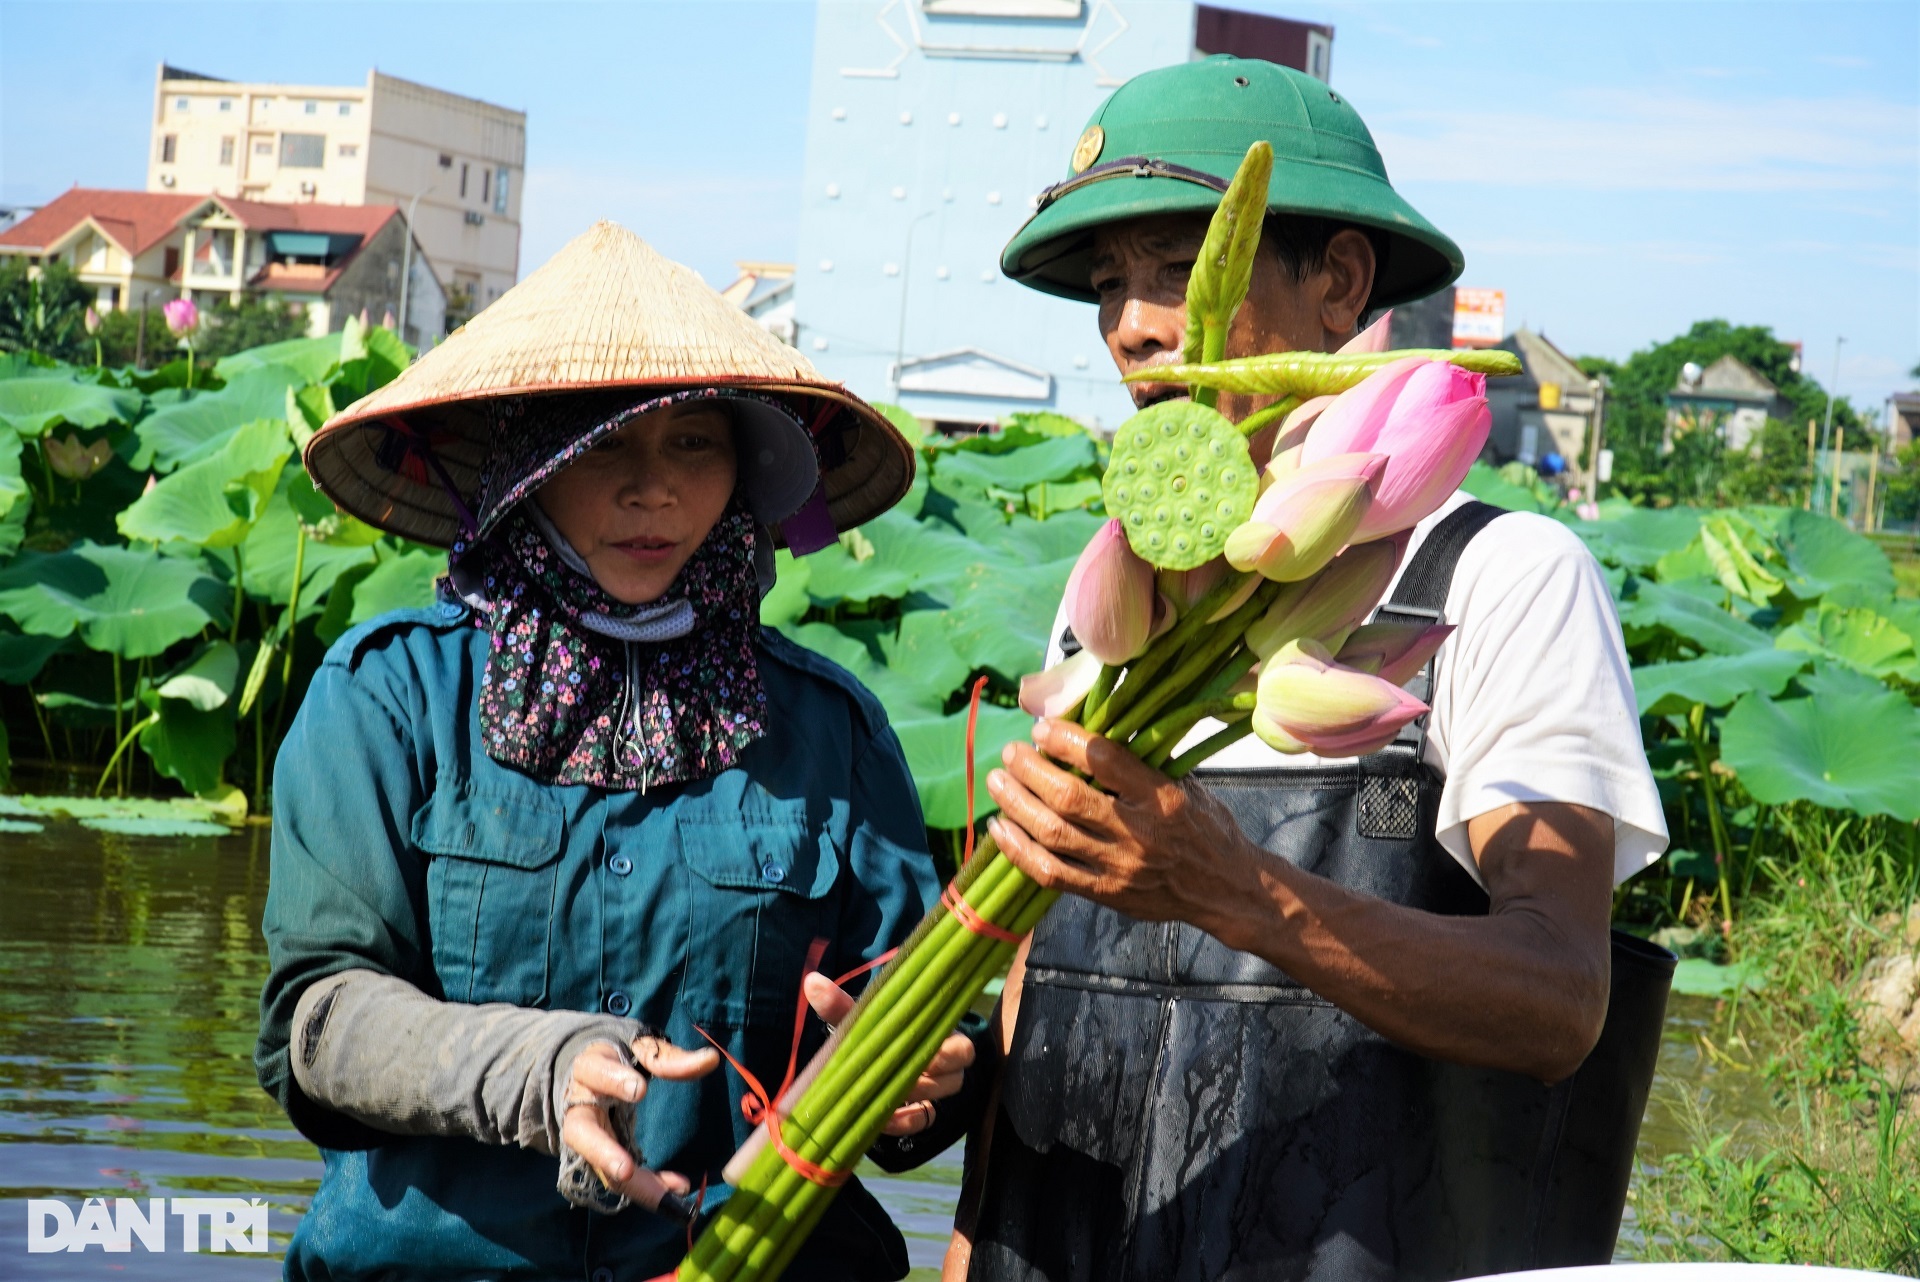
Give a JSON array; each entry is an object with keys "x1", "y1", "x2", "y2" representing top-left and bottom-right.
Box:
[{"x1": 890, "y1": 57, "x2": 1673, "y2": 1281}]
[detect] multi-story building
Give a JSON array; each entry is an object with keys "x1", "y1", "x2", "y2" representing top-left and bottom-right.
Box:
[
  {"x1": 0, "y1": 187, "x2": 446, "y2": 343},
  {"x1": 146, "y1": 64, "x2": 523, "y2": 329},
  {"x1": 792, "y1": 1, "x2": 1335, "y2": 432}
]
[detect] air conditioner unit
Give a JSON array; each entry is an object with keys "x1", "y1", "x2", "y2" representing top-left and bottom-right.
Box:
[
  {"x1": 299, "y1": 181, "x2": 316, "y2": 196},
  {"x1": 160, "y1": 174, "x2": 176, "y2": 187},
  {"x1": 464, "y1": 211, "x2": 485, "y2": 227}
]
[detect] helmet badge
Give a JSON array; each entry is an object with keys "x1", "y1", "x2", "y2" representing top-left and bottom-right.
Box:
[{"x1": 1070, "y1": 124, "x2": 1105, "y2": 175}]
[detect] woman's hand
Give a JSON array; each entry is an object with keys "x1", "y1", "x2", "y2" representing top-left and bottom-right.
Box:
[
  {"x1": 561, "y1": 1033, "x2": 720, "y2": 1212},
  {"x1": 803, "y1": 972, "x2": 975, "y2": 1136}
]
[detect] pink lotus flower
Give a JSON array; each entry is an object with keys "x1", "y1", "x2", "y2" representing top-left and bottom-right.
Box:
[
  {"x1": 1244, "y1": 531, "x2": 1409, "y2": 658},
  {"x1": 1303, "y1": 357, "x2": 1490, "y2": 543},
  {"x1": 1340, "y1": 312, "x2": 1392, "y2": 354},
  {"x1": 1252, "y1": 639, "x2": 1429, "y2": 757},
  {"x1": 84, "y1": 307, "x2": 102, "y2": 335},
  {"x1": 1156, "y1": 559, "x2": 1226, "y2": 616},
  {"x1": 162, "y1": 297, "x2": 198, "y2": 336},
  {"x1": 1225, "y1": 452, "x2": 1386, "y2": 582},
  {"x1": 1064, "y1": 519, "x2": 1157, "y2": 665},
  {"x1": 1019, "y1": 648, "x2": 1103, "y2": 719},
  {"x1": 1334, "y1": 620, "x2": 1455, "y2": 687}
]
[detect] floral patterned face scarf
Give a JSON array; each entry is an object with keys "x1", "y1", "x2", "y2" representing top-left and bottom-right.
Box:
[{"x1": 448, "y1": 499, "x2": 768, "y2": 792}]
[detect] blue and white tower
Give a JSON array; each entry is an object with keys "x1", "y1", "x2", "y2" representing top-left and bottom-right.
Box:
[{"x1": 793, "y1": 1, "x2": 1333, "y2": 432}]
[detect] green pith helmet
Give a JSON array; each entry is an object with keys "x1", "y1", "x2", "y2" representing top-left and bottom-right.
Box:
[{"x1": 1000, "y1": 56, "x2": 1463, "y2": 308}]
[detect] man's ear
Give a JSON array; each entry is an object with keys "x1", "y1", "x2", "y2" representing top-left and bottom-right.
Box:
[{"x1": 1318, "y1": 229, "x2": 1377, "y2": 342}]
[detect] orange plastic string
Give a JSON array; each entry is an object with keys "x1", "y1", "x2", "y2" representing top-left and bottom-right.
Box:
[
  {"x1": 964, "y1": 674, "x2": 989, "y2": 865},
  {"x1": 941, "y1": 881, "x2": 1027, "y2": 944}
]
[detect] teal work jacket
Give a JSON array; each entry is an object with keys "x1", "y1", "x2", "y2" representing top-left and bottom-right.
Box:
[{"x1": 255, "y1": 602, "x2": 939, "y2": 1282}]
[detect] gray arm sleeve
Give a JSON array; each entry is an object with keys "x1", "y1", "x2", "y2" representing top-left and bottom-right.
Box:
[{"x1": 288, "y1": 969, "x2": 641, "y2": 1159}]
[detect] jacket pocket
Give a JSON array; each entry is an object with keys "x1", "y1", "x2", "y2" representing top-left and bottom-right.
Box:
[
  {"x1": 678, "y1": 800, "x2": 840, "y2": 1027},
  {"x1": 415, "y1": 784, "x2": 565, "y2": 1006}
]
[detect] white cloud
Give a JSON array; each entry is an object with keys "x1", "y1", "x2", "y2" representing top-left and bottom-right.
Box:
[
  {"x1": 1814, "y1": 54, "x2": 1872, "y2": 69},
  {"x1": 1371, "y1": 88, "x2": 1916, "y2": 193}
]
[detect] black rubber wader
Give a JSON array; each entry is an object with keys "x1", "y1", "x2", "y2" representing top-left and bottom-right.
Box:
[{"x1": 969, "y1": 503, "x2": 1678, "y2": 1282}]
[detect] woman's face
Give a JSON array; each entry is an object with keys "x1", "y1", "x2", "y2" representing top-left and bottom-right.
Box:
[{"x1": 534, "y1": 402, "x2": 738, "y2": 605}]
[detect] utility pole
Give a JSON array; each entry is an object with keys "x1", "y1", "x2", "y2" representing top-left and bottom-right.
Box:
[
  {"x1": 1820, "y1": 335, "x2": 1845, "y2": 453},
  {"x1": 1584, "y1": 373, "x2": 1609, "y2": 493},
  {"x1": 890, "y1": 210, "x2": 935, "y2": 399}
]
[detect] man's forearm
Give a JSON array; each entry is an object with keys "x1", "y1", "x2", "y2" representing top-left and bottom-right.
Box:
[{"x1": 1197, "y1": 802, "x2": 1615, "y2": 1082}]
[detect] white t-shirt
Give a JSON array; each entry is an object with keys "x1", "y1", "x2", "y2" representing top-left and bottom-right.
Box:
[{"x1": 1045, "y1": 490, "x2": 1669, "y2": 887}]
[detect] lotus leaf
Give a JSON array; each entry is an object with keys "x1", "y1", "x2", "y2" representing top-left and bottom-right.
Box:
[
  {"x1": 1024, "y1": 477, "x2": 1104, "y2": 517},
  {"x1": 5, "y1": 794, "x2": 234, "y2": 824},
  {"x1": 330, "y1": 317, "x2": 411, "y2": 399},
  {"x1": 890, "y1": 703, "x2": 1033, "y2": 828},
  {"x1": 130, "y1": 364, "x2": 305, "y2": 472},
  {"x1": 0, "y1": 543, "x2": 224, "y2": 658},
  {"x1": 870, "y1": 402, "x2": 926, "y2": 448},
  {"x1": 760, "y1": 549, "x2": 812, "y2": 627},
  {"x1": 1632, "y1": 650, "x2": 1807, "y2": 717},
  {"x1": 117, "y1": 417, "x2": 292, "y2": 548},
  {"x1": 1774, "y1": 508, "x2": 1894, "y2": 599},
  {"x1": 784, "y1": 620, "x2": 954, "y2": 717},
  {"x1": 0, "y1": 620, "x2": 63, "y2": 683},
  {"x1": 1618, "y1": 580, "x2": 1771, "y2": 655},
  {"x1": 234, "y1": 480, "x2": 379, "y2": 611},
  {"x1": 1699, "y1": 514, "x2": 1783, "y2": 604},
  {"x1": 805, "y1": 510, "x2": 982, "y2": 604},
  {"x1": 1669, "y1": 958, "x2": 1765, "y2": 997},
  {"x1": 346, "y1": 549, "x2": 448, "y2": 626},
  {"x1": 1574, "y1": 506, "x2": 1703, "y2": 571},
  {"x1": 933, "y1": 434, "x2": 1097, "y2": 496},
  {"x1": 0, "y1": 819, "x2": 42, "y2": 834},
  {"x1": 213, "y1": 331, "x2": 355, "y2": 385},
  {"x1": 0, "y1": 425, "x2": 27, "y2": 557},
  {"x1": 314, "y1": 562, "x2": 378, "y2": 645},
  {"x1": 1774, "y1": 602, "x2": 1915, "y2": 679},
  {"x1": 1461, "y1": 461, "x2": 1552, "y2": 515},
  {"x1": 154, "y1": 640, "x2": 239, "y2": 711},
  {"x1": 286, "y1": 470, "x2": 382, "y2": 546},
  {"x1": 936, "y1": 556, "x2": 1078, "y2": 684},
  {"x1": 139, "y1": 697, "x2": 236, "y2": 795},
  {"x1": 79, "y1": 815, "x2": 230, "y2": 838},
  {"x1": 1720, "y1": 686, "x2": 1920, "y2": 821},
  {"x1": 0, "y1": 377, "x2": 142, "y2": 438},
  {"x1": 285, "y1": 383, "x2": 336, "y2": 450},
  {"x1": 959, "y1": 508, "x2": 1106, "y2": 565}
]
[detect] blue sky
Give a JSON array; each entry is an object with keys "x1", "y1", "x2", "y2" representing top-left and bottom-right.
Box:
[{"x1": 2, "y1": 1, "x2": 1913, "y2": 409}]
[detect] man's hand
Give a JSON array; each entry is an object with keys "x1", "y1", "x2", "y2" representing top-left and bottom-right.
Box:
[
  {"x1": 984, "y1": 717, "x2": 1255, "y2": 933},
  {"x1": 804, "y1": 972, "x2": 974, "y2": 1136},
  {"x1": 561, "y1": 1034, "x2": 719, "y2": 1212}
]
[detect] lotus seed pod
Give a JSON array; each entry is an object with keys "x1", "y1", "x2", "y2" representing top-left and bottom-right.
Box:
[{"x1": 1102, "y1": 399, "x2": 1258, "y2": 571}]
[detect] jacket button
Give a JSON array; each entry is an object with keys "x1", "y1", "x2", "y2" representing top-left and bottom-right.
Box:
[
  {"x1": 609, "y1": 855, "x2": 633, "y2": 876},
  {"x1": 439, "y1": 601, "x2": 464, "y2": 620},
  {"x1": 605, "y1": 991, "x2": 632, "y2": 1017},
  {"x1": 591, "y1": 1269, "x2": 615, "y2": 1282},
  {"x1": 761, "y1": 863, "x2": 786, "y2": 884}
]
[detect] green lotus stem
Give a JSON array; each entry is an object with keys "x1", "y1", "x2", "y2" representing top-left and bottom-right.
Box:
[
  {"x1": 1085, "y1": 572, "x2": 1247, "y2": 735},
  {"x1": 1131, "y1": 693, "x2": 1256, "y2": 764},
  {"x1": 1126, "y1": 347, "x2": 1524, "y2": 396},
  {"x1": 229, "y1": 545, "x2": 245, "y2": 644},
  {"x1": 1165, "y1": 715, "x2": 1254, "y2": 779},
  {"x1": 1105, "y1": 582, "x2": 1278, "y2": 743},
  {"x1": 94, "y1": 711, "x2": 159, "y2": 797},
  {"x1": 266, "y1": 531, "x2": 309, "y2": 755},
  {"x1": 1235, "y1": 394, "x2": 1300, "y2": 440},
  {"x1": 1082, "y1": 662, "x2": 1120, "y2": 725},
  {"x1": 1685, "y1": 702, "x2": 1737, "y2": 948}
]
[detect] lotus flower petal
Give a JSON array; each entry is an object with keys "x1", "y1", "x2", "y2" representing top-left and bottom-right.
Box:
[
  {"x1": 84, "y1": 307, "x2": 101, "y2": 335},
  {"x1": 1300, "y1": 356, "x2": 1428, "y2": 461},
  {"x1": 1019, "y1": 648, "x2": 1103, "y2": 718},
  {"x1": 1228, "y1": 452, "x2": 1384, "y2": 582},
  {"x1": 1157, "y1": 559, "x2": 1228, "y2": 617},
  {"x1": 1065, "y1": 518, "x2": 1157, "y2": 664},
  {"x1": 1338, "y1": 312, "x2": 1393, "y2": 354},
  {"x1": 1245, "y1": 532, "x2": 1409, "y2": 658},
  {"x1": 1350, "y1": 366, "x2": 1490, "y2": 542},
  {"x1": 162, "y1": 297, "x2": 198, "y2": 337},
  {"x1": 1254, "y1": 642, "x2": 1429, "y2": 757},
  {"x1": 1335, "y1": 621, "x2": 1455, "y2": 687}
]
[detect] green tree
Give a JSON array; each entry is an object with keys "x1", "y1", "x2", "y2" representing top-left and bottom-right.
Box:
[
  {"x1": 193, "y1": 293, "x2": 310, "y2": 361},
  {"x1": 0, "y1": 259, "x2": 94, "y2": 363},
  {"x1": 1723, "y1": 417, "x2": 1815, "y2": 506}
]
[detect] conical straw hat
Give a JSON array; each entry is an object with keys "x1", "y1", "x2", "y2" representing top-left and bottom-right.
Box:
[{"x1": 306, "y1": 220, "x2": 914, "y2": 548}]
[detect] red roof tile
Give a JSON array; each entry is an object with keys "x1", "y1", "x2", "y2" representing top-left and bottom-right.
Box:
[
  {"x1": 216, "y1": 198, "x2": 398, "y2": 237},
  {"x1": 0, "y1": 188, "x2": 206, "y2": 256}
]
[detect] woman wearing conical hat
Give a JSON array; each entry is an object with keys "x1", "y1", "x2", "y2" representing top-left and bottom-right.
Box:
[{"x1": 255, "y1": 223, "x2": 968, "y2": 1281}]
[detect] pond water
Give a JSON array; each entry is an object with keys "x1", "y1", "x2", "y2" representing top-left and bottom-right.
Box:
[{"x1": 0, "y1": 811, "x2": 1750, "y2": 1280}]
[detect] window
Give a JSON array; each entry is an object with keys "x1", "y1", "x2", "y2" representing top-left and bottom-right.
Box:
[
  {"x1": 219, "y1": 99, "x2": 232, "y2": 112},
  {"x1": 304, "y1": 100, "x2": 318, "y2": 114},
  {"x1": 338, "y1": 143, "x2": 359, "y2": 158},
  {"x1": 438, "y1": 153, "x2": 452, "y2": 168},
  {"x1": 160, "y1": 134, "x2": 177, "y2": 163},
  {"x1": 280, "y1": 133, "x2": 326, "y2": 168},
  {"x1": 175, "y1": 96, "x2": 189, "y2": 111},
  {"x1": 481, "y1": 168, "x2": 489, "y2": 204},
  {"x1": 163, "y1": 247, "x2": 180, "y2": 278},
  {"x1": 338, "y1": 102, "x2": 351, "y2": 116},
  {"x1": 219, "y1": 136, "x2": 235, "y2": 165},
  {"x1": 493, "y1": 167, "x2": 510, "y2": 214},
  {"x1": 460, "y1": 162, "x2": 469, "y2": 198},
  {"x1": 254, "y1": 139, "x2": 273, "y2": 155}
]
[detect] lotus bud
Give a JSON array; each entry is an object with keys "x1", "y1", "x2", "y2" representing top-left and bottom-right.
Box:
[
  {"x1": 1245, "y1": 532, "x2": 1409, "y2": 659},
  {"x1": 1575, "y1": 500, "x2": 1599, "y2": 521},
  {"x1": 382, "y1": 308, "x2": 397, "y2": 330},
  {"x1": 1304, "y1": 357, "x2": 1490, "y2": 543},
  {"x1": 1224, "y1": 452, "x2": 1385, "y2": 583},
  {"x1": 162, "y1": 297, "x2": 198, "y2": 336},
  {"x1": 358, "y1": 306, "x2": 371, "y2": 329},
  {"x1": 1019, "y1": 648, "x2": 1103, "y2": 719},
  {"x1": 1253, "y1": 640, "x2": 1429, "y2": 758},
  {"x1": 1334, "y1": 621, "x2": 1455, "y2": 687},
  {"x1": 84, "y1": 306, "x2": 101, "y2": 335},
  {"x1": 1064, "y1": 519, "x2": 1157, "y2": 665},
  {"x1": 1157, "y1": 559, "x2": 1227, "y2": 618}
]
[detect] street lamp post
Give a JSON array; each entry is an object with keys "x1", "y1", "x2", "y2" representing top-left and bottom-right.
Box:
[
  {"x1": 397, "y1": 188, "x2": 430, "y2": 346},
  {"x1": 1585, "y1": 373, "x2": 1609, "y2": 494},
  {"x1": 891, "y1": 210, "x2": 936, "y2": 399},
  {"x1": 1820, "y1": 335, "x2": 1845, "y2": 454}
]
